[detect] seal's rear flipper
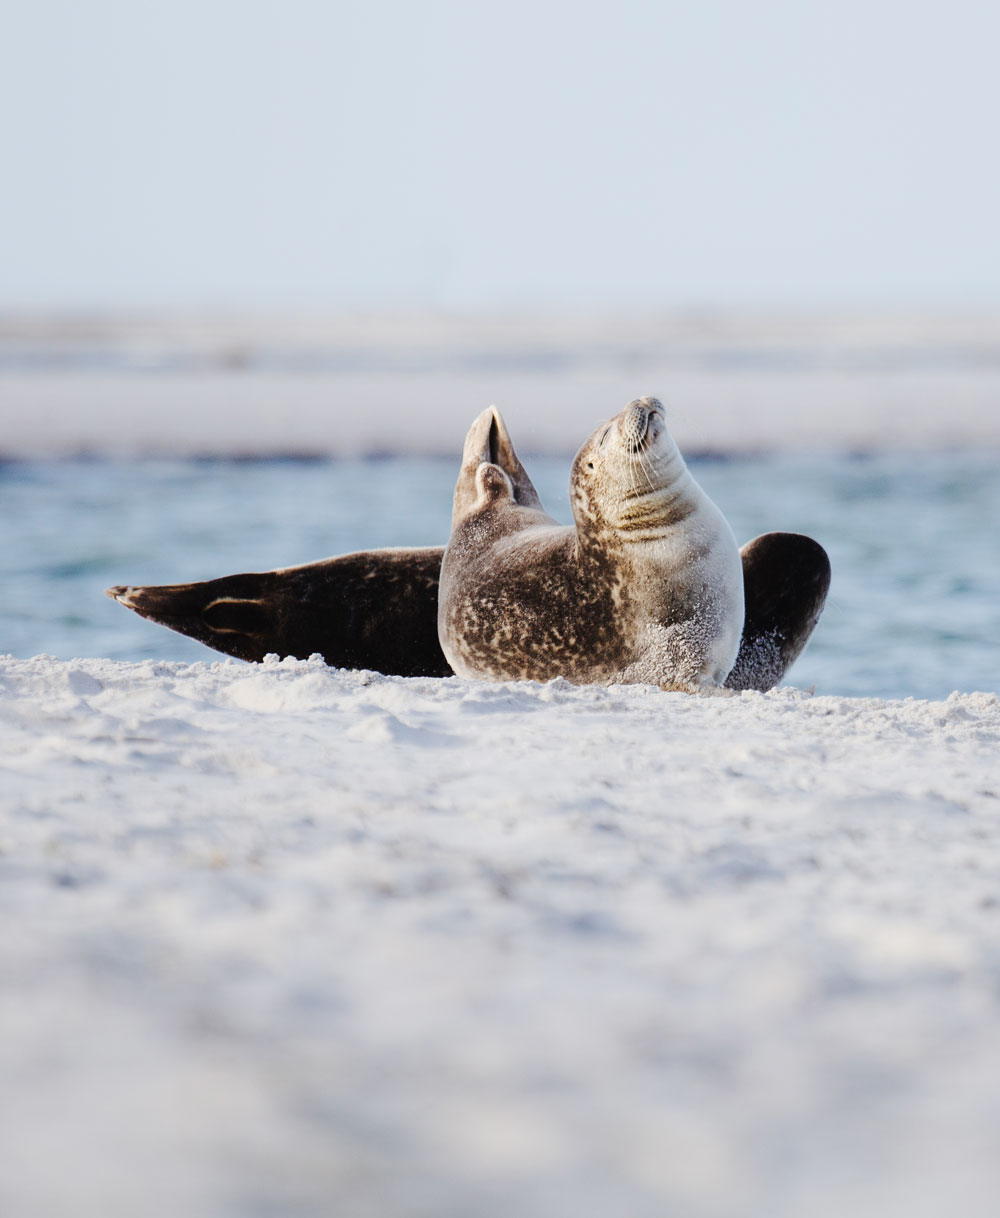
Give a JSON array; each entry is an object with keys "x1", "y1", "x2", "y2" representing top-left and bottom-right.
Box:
[
  {"x1": 107, "y1": 576, "x2": 299, "y2": 664},
  {"x1": 453, "y1": 406, "x2": 545, "y2": 519},
  {"x1": 106, "y1": 546, "x2": 451, "y2": 677},
  {"x1": 726, "y1": 532, "x2": 831, "y2": 692}
]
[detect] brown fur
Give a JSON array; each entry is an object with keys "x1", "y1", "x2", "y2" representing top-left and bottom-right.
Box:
[{"x1": 438, "y1": 400, "x2": 745, "y2": 690}]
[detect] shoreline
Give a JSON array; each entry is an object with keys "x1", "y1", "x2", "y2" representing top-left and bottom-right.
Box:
[
  {"x1": 4, "y1": 366, "x2": 1000, "y2": 458},
  {"x1": 2, "y1": 311, "x2": 1000, "y2": 458}
]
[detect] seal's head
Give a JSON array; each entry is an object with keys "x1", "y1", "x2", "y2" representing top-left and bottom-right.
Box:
[{"x1": 569, "y1": 396, "x2": 686, "y2": 538}]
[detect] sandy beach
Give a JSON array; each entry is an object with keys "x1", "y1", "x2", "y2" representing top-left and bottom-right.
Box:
[
  {"x1": 7, "y1": 1, "x2": 1000, "y2": 1211},
  {"x1": 2, "y1": 654, "x2": 999, "y2": 1217}
]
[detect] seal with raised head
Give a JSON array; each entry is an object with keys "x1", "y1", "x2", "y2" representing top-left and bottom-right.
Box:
[
  {"x1": 438, "y1": 396, "x2": 745, "y2": 691},
  {"x1": 106, "y1": 410, "x2": 831, "y2": 688}
]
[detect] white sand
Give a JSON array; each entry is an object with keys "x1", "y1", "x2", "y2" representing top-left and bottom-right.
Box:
[{"x1": 2, "y1": 654, "x2": 999, "y2": 1216}]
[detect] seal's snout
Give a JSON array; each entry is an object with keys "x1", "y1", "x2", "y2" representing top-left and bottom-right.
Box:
[{"x1": 620, "y1": 396, "x2": 664, "y2": 452}]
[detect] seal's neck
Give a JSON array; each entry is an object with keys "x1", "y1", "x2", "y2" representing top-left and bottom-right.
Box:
[
  {"x1": 573, "y1": 444, "x2": 697, "y2": 547},
  {"x1": 613, "y1": 460, "x2": 701, "y2": 543}
]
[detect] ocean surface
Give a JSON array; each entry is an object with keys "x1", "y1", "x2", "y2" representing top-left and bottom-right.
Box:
[{"x1": 1, "y1": 451, "x2": 997, "y2": 700}]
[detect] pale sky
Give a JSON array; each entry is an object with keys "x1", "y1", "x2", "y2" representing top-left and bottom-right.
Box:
[{"x1": 2, "y1": 0, "x2": 999, "y2": 311}]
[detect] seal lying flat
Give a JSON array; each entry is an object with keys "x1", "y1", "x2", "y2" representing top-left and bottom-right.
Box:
[{"x1": 438, "y1": 397, "x2": 745, "y2": 691}]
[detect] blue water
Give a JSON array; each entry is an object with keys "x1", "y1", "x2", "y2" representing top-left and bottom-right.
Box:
[{"x1": 1, "y1": 453, "x2": 997, "y2": 700}]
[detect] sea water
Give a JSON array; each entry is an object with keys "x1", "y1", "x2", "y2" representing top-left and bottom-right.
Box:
[{"x1": 1, "y1": 452, "x2": 997, "y2": 700}]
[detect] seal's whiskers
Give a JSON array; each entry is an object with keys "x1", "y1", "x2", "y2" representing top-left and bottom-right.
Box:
[{"x1": 638, "y1": 449, "x2": 657, "y2": 494}]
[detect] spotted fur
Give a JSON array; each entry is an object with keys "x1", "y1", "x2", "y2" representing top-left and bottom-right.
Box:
[{"x1": 438, "y1": 398, "x2": 745, "y2": 692}]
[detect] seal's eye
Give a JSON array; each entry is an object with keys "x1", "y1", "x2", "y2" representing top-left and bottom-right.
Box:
[{"x1": 587, "y1": 461, "x2": 594, "y2": 470}]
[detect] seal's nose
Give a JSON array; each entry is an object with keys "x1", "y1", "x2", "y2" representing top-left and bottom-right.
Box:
[
  {"x1": 624, "y1": 401, "x2": 648, "y2": 427},
  {"x1": 627, "y1": 396, "x2": 664, "y2": 416},
  {"x1": 618, "y1": 397, "x2": 664, "y2": 452},
  {"x1": 619, "y1": 399, "x2": 648, "y2": 443}
]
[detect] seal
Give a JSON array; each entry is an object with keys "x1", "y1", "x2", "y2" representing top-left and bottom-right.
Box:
[
  {"x1": 107, "y1": 414, "x2": 830, "y2": 689},
  {"x1": 437, "y1": 397, "x2": 745, "y2": 691}
]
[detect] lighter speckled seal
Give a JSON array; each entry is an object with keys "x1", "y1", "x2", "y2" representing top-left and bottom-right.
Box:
[{"x1": 438, "y1": 397, "x2": 745, "y2": 692}]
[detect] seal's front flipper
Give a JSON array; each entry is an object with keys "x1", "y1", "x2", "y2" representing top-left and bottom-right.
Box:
[
  {"x1": 726, "y1": 532, "x2": 831, "y2": 692},
  {"x1": 106, "y1": 546, "x2": 451, "y2": 677}
]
